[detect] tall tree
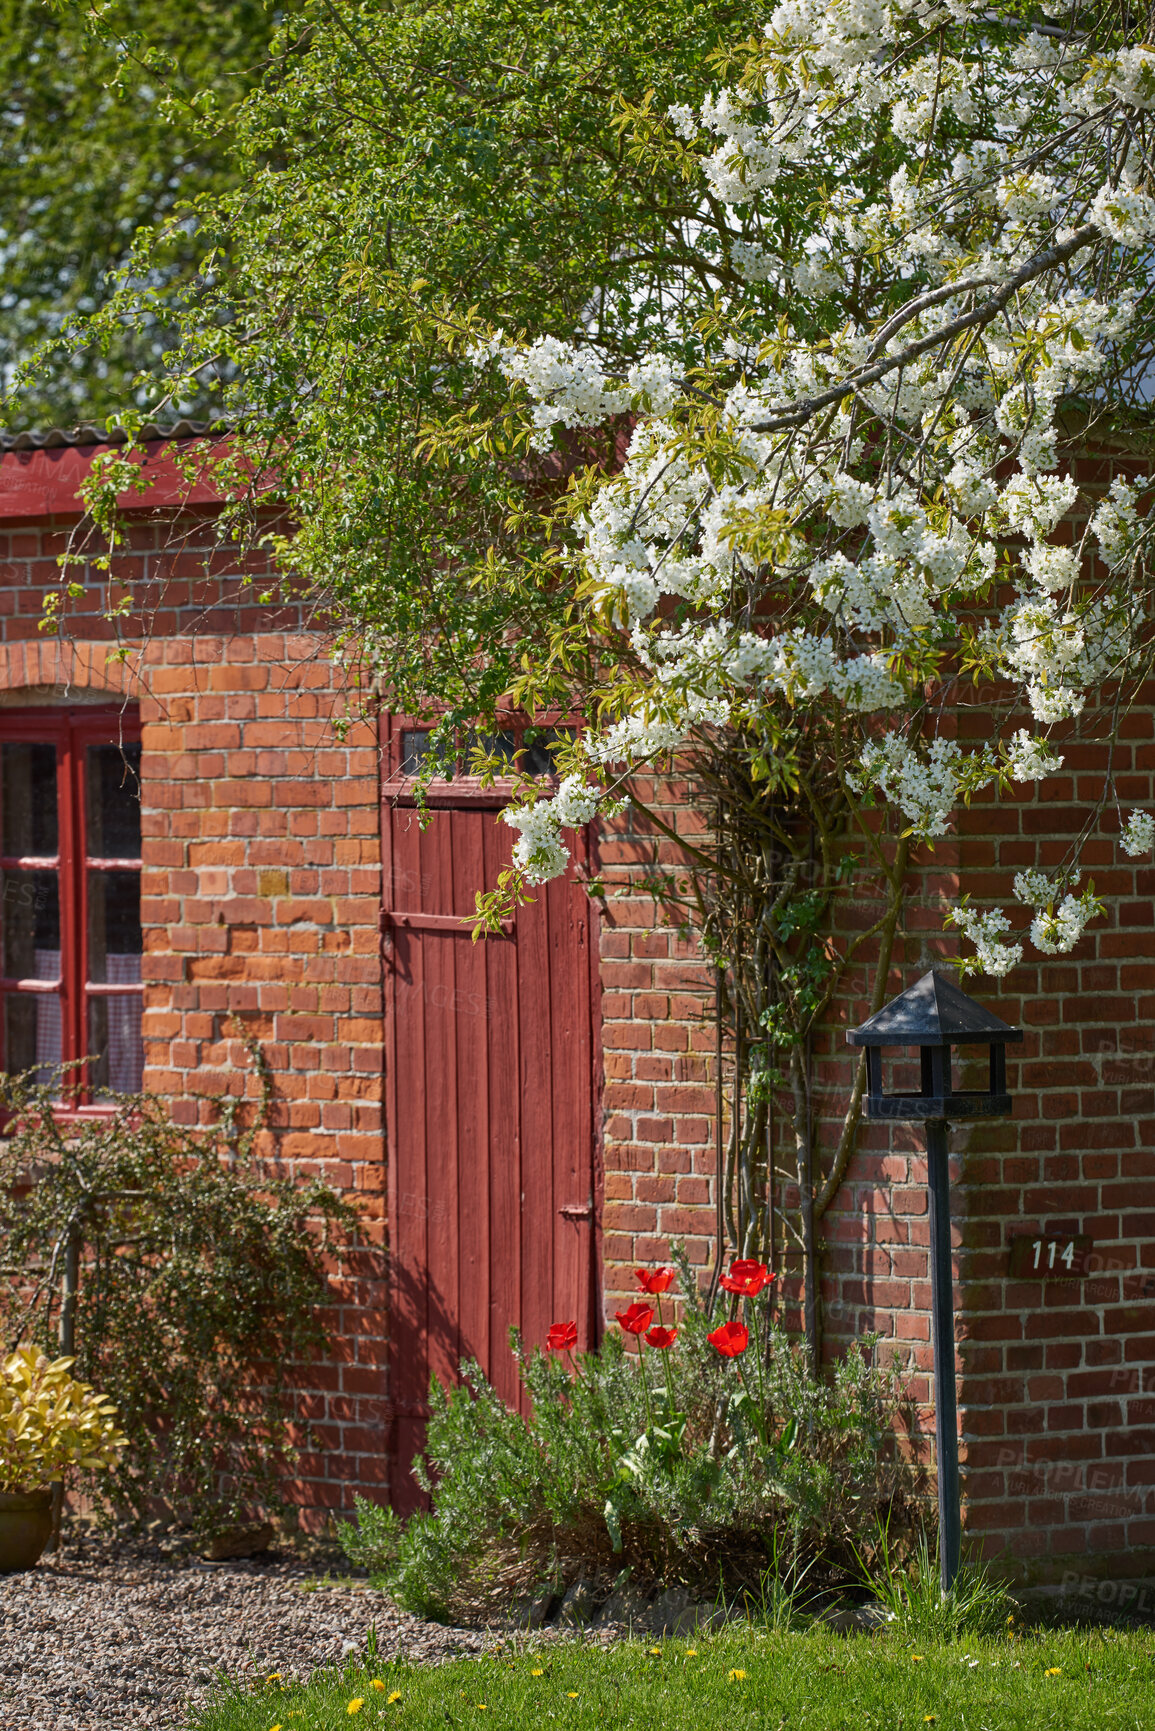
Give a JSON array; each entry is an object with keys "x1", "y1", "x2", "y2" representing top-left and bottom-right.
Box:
[
  {"x1": 0, "y1": 0, "x2": 283, "y2": 427},
  {"x1": 57, "y1": 0, "x2": 768, "y2": 732}
]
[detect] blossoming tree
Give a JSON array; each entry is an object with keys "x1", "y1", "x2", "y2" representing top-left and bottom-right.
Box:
[
  {"x1": 469, "y1": 3, "x2": 1155, "y2": 955},
  {"x1": 436, "y1": 1, "x2": 1155, "y2": 1341}
]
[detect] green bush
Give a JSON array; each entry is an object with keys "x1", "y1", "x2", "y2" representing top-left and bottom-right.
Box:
[
  {"x1": 0, "y1": 1066, "x2": 360, "y2": 1539},
  {"x1": 342, "y1": 1250, "x2": 923, "y2": 1620}
]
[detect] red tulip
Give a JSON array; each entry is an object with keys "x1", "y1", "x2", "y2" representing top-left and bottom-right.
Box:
[
  {"x1": 615, "y1": 1302, "x2": 655, "y2": 1336},
  {"x1": 635, "y1": 1266, "x2": 676, "y2": 1295},
  {"x1": 720, "y1": 1259, "x2": 774, "y2": 1297},
  {"x1": 645, "y1": 1326, "x2": 678, "y2": 1350},
  {"x1": 546, "y1": 1321, "x2": 578, "y2": 1352},
  {"x1": 708, "y1": 1319, "x2": 750, "y2": 1358}
]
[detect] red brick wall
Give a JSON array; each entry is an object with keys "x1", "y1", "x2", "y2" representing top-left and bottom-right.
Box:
[
  {"x1": 593, "y1": 770, "x2": 718, "y2": 1320},
  {"x1": 4, "y1": 462, "x2": 1153, "y2": 1577},
  {"x1": 594, "y1": 749, "x2": 1155, "y2": 1585},
  {"x1": 0, "y1": 501, "x2": 387, "y2": 1527},
  {"x1": 950, "y1": 714, "x2": 1155, "y2": 1583}
]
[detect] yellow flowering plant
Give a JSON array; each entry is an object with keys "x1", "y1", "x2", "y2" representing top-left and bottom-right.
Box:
[{"x1": 0, "y1": 1346, "x2": 126, "y2": 1492}]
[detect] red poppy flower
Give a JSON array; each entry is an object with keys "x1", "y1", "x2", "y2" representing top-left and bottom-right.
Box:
[
  {"x1": 720, "y1": 1258, "x2": 774, "y2": 1297},
  {"x1": 645, "y1": 1326, "x2": 678, "y2": 1350},
  {"x1": 615, "y1": 1302, "x2": 656, "y2": 1336},
  {"x1": 635, "y1": 1266, "x2": 676, "y2": 1295},
  {"x1": 708, "y1": 1319, "x2": 750, "y2": 1358},
  {"x1": 546, "y1": 1321, "x2": 578, "y2": 1352}
]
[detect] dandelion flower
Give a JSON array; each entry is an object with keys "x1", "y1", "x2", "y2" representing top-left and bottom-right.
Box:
[
  {"x1": 531, "y1": 1667, "x2": 544, "y2": 1677},
  {"x1": 649, "y1": 1647, "x2": 662, "y2": 1657},
  {"x1": 1045, "y1": 1666, "x2": 1062, "y2": 1676},
  {"x1": 911, "y1": 1654, "x2": 924, "y2": 1662},
  {"x1": 348, "y1": 1701, "x2": 364, "y2": 1716},
  {"x1": 269, "y1": 1724, "x2": 281, "y2": 1731},
  {"x1": 266, "y1": 1675, "x2": 283, "y2": 1685},
  {"x1": 389, "y1": 1692, "x2": 403, "y2": 1704},
  {"x1": 728, "y1": 1668, "x2": 747, "y2": 1681},
  {"x1": 685, "y1": 1649, "x2": 698, "y2": 1657},
  {"x1": 370, "y1": 1680, "x2": 386, "y2": 1692},
  {"x1": 567, "y1": 1692, "x2": 579, "y2": 1698},
  {"x1": 478, "y1": 1704, "x2": 487, "y2": 1711}
]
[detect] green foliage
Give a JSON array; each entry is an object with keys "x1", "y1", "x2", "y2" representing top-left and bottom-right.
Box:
[
  {"x1": 335, "y1": 1494, "x2": 403, "y2": 1573},
  {"x1": 0, "y1": 1345, "x2": 126, "y2": 1491},
  {"x1": 856, "y1": 1525, "x2": 1017, "y2": 1644},
  {"x1": 344, "y1": 1265, "x2": 919, "y2": 1622},
  {"x1": 0, "y1": 1070, "x2": 359, "y2": 1536},
  {"x1": 1, "y1": 0, "x2": 284, "y2": 426},
  {"x1": 51, "y1": 0, "x2": 767, "y2": 735}
]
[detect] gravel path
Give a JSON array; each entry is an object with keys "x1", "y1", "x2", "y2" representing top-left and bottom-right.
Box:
[{"x1": 0, "y1": 1539, "x2": 491, "y2": 1731}]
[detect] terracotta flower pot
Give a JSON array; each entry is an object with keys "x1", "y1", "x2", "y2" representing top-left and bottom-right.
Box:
[{"x1": 0, "y1": 1488, "x2": 53, "y2": 1573}]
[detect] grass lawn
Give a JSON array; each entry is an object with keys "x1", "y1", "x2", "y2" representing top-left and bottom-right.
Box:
[{"x1": 189, "y1": 1621, "x2": 1155, "y2": 1731}]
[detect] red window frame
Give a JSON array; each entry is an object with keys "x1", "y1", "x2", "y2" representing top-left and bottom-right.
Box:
[{"x1": 0, "y1": 706, "x2": 143, "y2": 1110}]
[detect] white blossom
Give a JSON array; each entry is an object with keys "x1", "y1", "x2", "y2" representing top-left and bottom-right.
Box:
[
  {"x1": 1030, "y1": 895, "x2": 1094, "y2": 955},
  {"x1": 1121, "y1": 809, "x2": 1155, "y2": 857},
  {"x1": 948, "y1": 905, "x2": 1023, "y2": 977},
  {"x1": 463, "y1": 2, "x2": 1155, "y2": 979},
  {"x1": 1091, "y1": 178, "x2": 1155, "y2": 248},
  {"x1": 1102, "y1": 45, "x2": 1155, "y2": 111},
  {"x1": 1005, "y1": 731, "x2": 1063, "y2": 782},
  {"x1": 1012, "y1": 868, "x2": 1058, "y2": 909}
]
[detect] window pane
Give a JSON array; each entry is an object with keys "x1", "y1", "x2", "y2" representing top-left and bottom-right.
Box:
[
  {"x1": 4, "y1": 992, "x2": 62, "y2": 1083},
  {"x1": 87, "y1": 870, "x2": 142, "y2": 984},
  {"x1": 1, "y1": 869, "x2": 60, "y2": 980},
  {"x1": 465, "y1": 731, "x2": 519, "y2": 772},
  {"x1": 521, "y1": 727, "x2": 575, "y2": 777},
  {"x1": 2, "y1": 743, "x2": 58, "y2": 856},
  {"x1": 86, "y1": 742, "x2": 141, "y2": 859},
  {"x1": 87, "y1": 995, "x2": 143, "y2": 1095},
  {"x1": 401, "y1": 730, "x2": 434, "y2": 776}
]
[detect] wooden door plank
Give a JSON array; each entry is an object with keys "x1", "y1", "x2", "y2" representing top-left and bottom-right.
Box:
[
  {"x1": 422, "y1": 812, "x2": 461, "y2": 1392},
  {"x1": 547, "y1": 870, "x2": 590, "y2": 1349},
  {"x1": 452, "y1": 807, "x2": 490, "y2": 1380},
  {"x1": 516, "y1": 839, "x2": 555, "y2": 1367},
  {"x1": 385, "y1": 803, "x2": 431, "y2": 1513},
  {"x1": 484, "y1": 813, "x2": 521, "y2": 1409}
]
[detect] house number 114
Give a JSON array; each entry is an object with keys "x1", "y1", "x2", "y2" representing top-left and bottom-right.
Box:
[{"x1": 1007, "y1": 1232, "x2": 1093, "y2": 1278}]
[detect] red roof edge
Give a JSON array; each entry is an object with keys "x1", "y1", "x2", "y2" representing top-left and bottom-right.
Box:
[{"x1": 0, "y1": 433, "x2": 239, "y2": 523}]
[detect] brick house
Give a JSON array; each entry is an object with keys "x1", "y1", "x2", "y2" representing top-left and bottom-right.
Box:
[{"x1": 0, "y1": 425, "x2": 1151, "y2": 1585}]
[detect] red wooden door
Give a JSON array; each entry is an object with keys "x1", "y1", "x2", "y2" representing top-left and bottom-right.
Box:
[{"x1": 382, "y1": 780, "x2": 599, "y2": 1512}]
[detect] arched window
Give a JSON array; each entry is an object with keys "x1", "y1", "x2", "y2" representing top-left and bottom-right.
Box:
[{"x1": 0, "y1": 707, "x2": 142, "y2": 1100}]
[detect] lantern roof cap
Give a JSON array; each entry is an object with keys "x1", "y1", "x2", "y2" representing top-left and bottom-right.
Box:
[{"x1": 846, "y1": 969, "x2": 1023, "y2": 1048}]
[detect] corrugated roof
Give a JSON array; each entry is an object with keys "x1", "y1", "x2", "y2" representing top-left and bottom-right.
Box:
[{"x1": 0, "y1": 419, "x2": 222, "y2": 453}]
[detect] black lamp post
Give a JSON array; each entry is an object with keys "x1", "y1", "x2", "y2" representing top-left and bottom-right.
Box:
[{"x1": 847, "y1": 969, "x2": 1022, "y2": 1593}]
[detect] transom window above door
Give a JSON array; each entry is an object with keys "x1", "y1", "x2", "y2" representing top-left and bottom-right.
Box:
[
  {"x1": 0, "y1": 709, "x2": 142, "y2": 1102},
  {"x1": 399, "y1": 726, "x2": 575, "y2": 779}
]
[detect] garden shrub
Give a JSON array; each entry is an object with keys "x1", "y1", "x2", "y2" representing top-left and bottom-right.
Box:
[
  {"x1": 341, "y1": 1250, "x2": 923, "y2": 1621},
  {"x1": 0, "y1": 1065, "x2": 359, "y2": 1539}
]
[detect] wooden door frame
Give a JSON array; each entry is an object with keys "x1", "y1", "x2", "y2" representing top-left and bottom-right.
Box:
[{"x1": 378, "y1": 711, "x2": 604, "y2": 1499}]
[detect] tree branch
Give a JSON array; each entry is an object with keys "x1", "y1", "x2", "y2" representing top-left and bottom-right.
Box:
[{"x1": 751, "y1": 224, "x2": 1100, "y2": 435}]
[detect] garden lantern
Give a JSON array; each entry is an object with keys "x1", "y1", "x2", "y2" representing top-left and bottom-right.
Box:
[{"x1": 847, "y1": 970, "x2": 1022, "y2": 1593}]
